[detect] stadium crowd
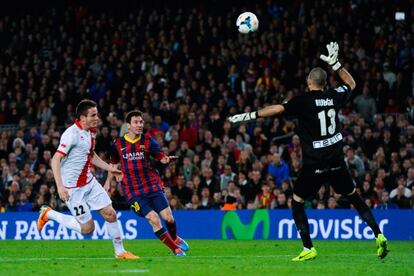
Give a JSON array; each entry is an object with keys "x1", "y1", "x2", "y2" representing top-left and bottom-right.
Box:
[{"x1": 1, "y1": 0, "x2": 414, "y2": 213}]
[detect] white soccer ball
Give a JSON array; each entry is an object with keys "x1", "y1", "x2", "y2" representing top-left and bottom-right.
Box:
[{"x1": 236, "y1": 12, "x2": 259, "y2": 34}]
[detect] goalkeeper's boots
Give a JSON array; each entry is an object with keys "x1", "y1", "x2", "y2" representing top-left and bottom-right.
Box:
[
  {"x1": 291, "y1": 247, "x2": 317, "y2": 261},
  {"x1": 175, "y1": 236, "x2": 190, "y2": 252},
  {"x1": 174, "y1": 248, "x2": 186, "y2": 257},
  {"x1": 37, "y1": 205, "x2": 52, "y2": 231},
  {"x1": 376, "y1": 233, "x2": 389, "y2": 259},
  {"x1": 115, "y1": 251, "x2": 139, "y2": 260}
]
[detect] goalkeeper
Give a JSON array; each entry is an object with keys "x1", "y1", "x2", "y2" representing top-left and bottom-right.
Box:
[{"x1": 229, "y1": 42, "x2": 388, "y2": 261}]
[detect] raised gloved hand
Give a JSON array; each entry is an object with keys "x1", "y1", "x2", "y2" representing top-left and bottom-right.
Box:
[
  {"x1": 320, "y1": 42, "x2": 342, "y2": 71},
  {"x1": 228, "y1": 111, "x2": 257, "y2": 124}
]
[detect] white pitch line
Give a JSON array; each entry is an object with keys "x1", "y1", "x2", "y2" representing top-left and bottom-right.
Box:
[
  {"x1": 103, "y1": 269, "x2": 149, "y2": 273},
  {"x1": 0, "y1": 255, "x2": 292, "y2": 262},
  {"x1": 0, "y1": 254, "x2": 383, "y2": 263},
  {"x1": 0, "y1": 257, "x2": 114, "y2": 261}
]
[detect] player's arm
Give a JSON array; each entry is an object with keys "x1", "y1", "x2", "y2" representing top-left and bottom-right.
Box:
[
  {"x1": 149, "y1": 137, "x2": 178, "y2": 164},
  {"x1": 92, "y1": 151, "x2": 123, "y2": 176},
  {"x1": 51, "y1": 152, "x2": 69, "y2": 201},
  {"x1": 160, "y1": 155, "x2": 179, "y2": 164},
  {"x1": 320, "y1": 41, "x2": 356, "y2": 90},
  {"x1": 228, "y1": 105, "x2": 285, "y2": 124},
  {"x1": 103, "y1": 141, "x2": 123, "y2": 191},
  {"x1": 104, "y1": 162, "x2": 122, "y2": 192},
  {"x1": 92, "y1": 151, "x2": 117, "y2": 171},
  {"x1": 104, "y1": 170, "x2": 113, "y2": 192},
  {"x1": 258, "y1": 105, "x2": 285, "y2": 117},
  {"x1": 336, "y1": 67, "x2": 356, "y2": 90}
]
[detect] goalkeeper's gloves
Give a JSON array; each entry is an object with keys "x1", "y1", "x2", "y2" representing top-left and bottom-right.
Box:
[
  {"x1": 228, "y1": 111, "x2": 258, "y2": 123},
  {"x1": 320, "y1": 41, "x2": 342, "y2": 71}
]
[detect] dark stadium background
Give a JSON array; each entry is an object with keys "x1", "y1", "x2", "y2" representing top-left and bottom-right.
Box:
[{"x1": 0, "y1": 0, "x2": 413, "y2": 213}]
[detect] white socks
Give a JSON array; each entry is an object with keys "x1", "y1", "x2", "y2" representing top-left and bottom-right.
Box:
[
  {"x1": 47, "y1": 210, "x2": 125, "y2": 255},
  {"x1": 47, "y1": 210, "x2": 82, "y2": 233},
  {"x1": 106, "y1": 221, "x2": 125, "y2": 255}
]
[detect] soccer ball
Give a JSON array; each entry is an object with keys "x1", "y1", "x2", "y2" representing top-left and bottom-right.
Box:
[{"x1": 236, "y1": 12, "x2": 259, "y2": 34}]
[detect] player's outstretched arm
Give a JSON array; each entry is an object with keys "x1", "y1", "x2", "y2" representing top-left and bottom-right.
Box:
[
  {"x1": 160, "y1": 155, "x2": 179, "y2": 164},
  {"x1": 336, "y1": 67, "x2": 356, "y2": 90},
  {"x1": 51, "y1": 152, "x2": 69, "y2": 201},
  {"x1": 228, "y1": 104, "x2": 285, "y2": 124},
  {"x1": 92, "y1": 152, "x2": 119, "y2": 172},
  {"x1": 320, "y1": 41, "x2": 356, "y2": 90},
  {"x1": 104, "y1": 171, "x2": 113, "y2": 192},
  {"x1": 92, "y1": 152, "x2": 123, "y2": 178},
  {"x1": 104, "y1": 163, "x2": 123, "y2": 192},
  {"x1": 257, "y1": 104, "x2": 285, "y2": 117}
]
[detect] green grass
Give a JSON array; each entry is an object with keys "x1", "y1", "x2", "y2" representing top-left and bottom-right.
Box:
[{"x1": 0, "y1": 240, "x2": 413, "y2": 275}]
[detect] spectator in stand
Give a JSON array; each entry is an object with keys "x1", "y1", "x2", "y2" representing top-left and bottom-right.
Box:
[
  {"x1": 201, "y1": 150, "x2": 215, "y2": 171},
  {"x1": 254, "y1": 183, "x2": 275, "y2": 209},
  {"x1": 171, "y1": 175, "x2": 193, "y2": 205},
  {"x1": 221, "y1": 195, "x2": 237, "y2": 211},
  {"x1": 152, "y1": 114, "x2": 170, "y2": 134},
  {"x1": 200, "y1": 167, "x2": 220, "y2": 196},
  {"x1": 237, "y1": 150, "x2": 253, "y2": 175},
  {"x1": 344, "y1": 146, "x2": 365, "y2": 182},
  {"x1": 255, "y1": 68, "x2": 279, "y2": 94},
  {"x1": 353, "y1": 84, "x2": 377, "y2": 122},
  {"x1": 274, "y1": 192, "x2": 289, "y2": 209},
  {"x1": 327, "y1": 197, "x2": 338, "y2": 210},
  {"x1": 389, "y1": 177, "x2": 412, "y2": 209},
  {"x1": 186, "y1": 194, "x2": 200, "y2": 210},
  {"x1": 181, "y1": 156, "x2": 198, "y2": 182},
  {"x1": 5, "y1": 194, "x2": 18, "y2": 212},
  {"x1": 179, "y1": 119, "x2": 198, "y2": 148},
  {"x1": 219, "y1": 165, "x2": 236, "y2": 190},
  {"x1": 280, "y1": 180, "x2": 293, "y2": 198},
  {"x1": 284, "y1": 134, "x2": 302, "y2": 162},
  {"x1": 267, "y1": 153, "x2": 290, "y2": 188},
  {"x1": 406, "y1": 167, "x2": 414, "y2": 189},
  {"x1": 375, "y1": 191, "x2": 399, "y2": 210},
  {"x1": 211, "y1": 192, "x2": 224, "y2": 210},
  {"x1": 233, "y1": 188, "x2": 245, "y2": 209},
  {"x1": 170, "y1": 196, "x2": 185, "y2": 211},
  {"x1": 384, "y1": 98, "x2": 401, "y2": 114},
  {"x1": 198, "y1": 187, "x2": 212, "y2": 209},
  {"x1": 360, "y1": 128, "x2": 378, "y2": 160}
]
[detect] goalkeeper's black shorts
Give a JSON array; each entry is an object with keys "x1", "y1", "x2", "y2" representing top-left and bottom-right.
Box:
[{"x1": 293, "y1": 161, "x2": 356, "y2": 200}]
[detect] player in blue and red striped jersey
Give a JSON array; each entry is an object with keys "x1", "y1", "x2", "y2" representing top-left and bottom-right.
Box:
[{"x1": 105, "y1": 110, "x2": 189, "y2": 257}]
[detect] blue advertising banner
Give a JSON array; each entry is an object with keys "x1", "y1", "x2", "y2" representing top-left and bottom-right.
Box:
[{"x1": 0, "y1": 210, "x2": 413, "y2": 240}]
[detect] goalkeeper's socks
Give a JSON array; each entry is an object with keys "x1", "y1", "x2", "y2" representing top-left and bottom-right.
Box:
[
  {"x1": 47, "y1": 210, "x2": 81, "y2": 233},
  {"x1": 155, "y1": 227, "x2": 179, "y2": 251},
  {"x1": 292, "y1": 200, "x2": 313, "y2": 249},
  {"x1": 166, "y1": 220, "x2": 177, "y2": 240},
  {"x1": 346, "y1": 192, "x2": 381, "y2": 237},
  {"x1": 107, "y1": 221, "x2": 125, "y2": 255}
]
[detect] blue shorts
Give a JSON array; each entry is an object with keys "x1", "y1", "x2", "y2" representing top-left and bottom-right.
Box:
[{"x1": 129, "y1": 191, "x2": 169, "y2": 217}]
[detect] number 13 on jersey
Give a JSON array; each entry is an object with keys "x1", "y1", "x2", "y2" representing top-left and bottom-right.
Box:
[{"x1": 317, "y1": 108, "x2": 336, "y2": 136}]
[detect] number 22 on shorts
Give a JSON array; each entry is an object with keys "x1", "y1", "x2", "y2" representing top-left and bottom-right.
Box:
[{"x1": 74, "y1": 205, "x2": 85, "y2": 216}]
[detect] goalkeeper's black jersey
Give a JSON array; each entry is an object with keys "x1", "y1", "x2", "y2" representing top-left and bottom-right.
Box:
[{"x1": 282, "y1": 84, "x2": 352, "y2": 166}]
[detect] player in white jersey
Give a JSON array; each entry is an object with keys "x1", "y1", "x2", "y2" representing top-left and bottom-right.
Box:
[{"x1": 37, "y1": 99, "x2": 138, "y2": 259}]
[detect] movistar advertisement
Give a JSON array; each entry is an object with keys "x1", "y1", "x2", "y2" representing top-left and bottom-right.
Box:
[{"x1": 0, "y1": 210, "x2": 412, "y2": 240}]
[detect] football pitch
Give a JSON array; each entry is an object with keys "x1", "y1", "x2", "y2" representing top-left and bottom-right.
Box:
[{"x1": 0, "y1": 240, "x2": 413, "y2": 275}]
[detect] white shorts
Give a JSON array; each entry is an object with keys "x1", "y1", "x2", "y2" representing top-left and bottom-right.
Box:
[{"x1": 65, "y1": 178, "x2": 112, "y2": 225}]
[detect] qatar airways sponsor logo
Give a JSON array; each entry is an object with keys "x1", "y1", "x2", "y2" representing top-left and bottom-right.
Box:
[{"x1": 123, "y1": 152, "x2": 145, "y2": 160}]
